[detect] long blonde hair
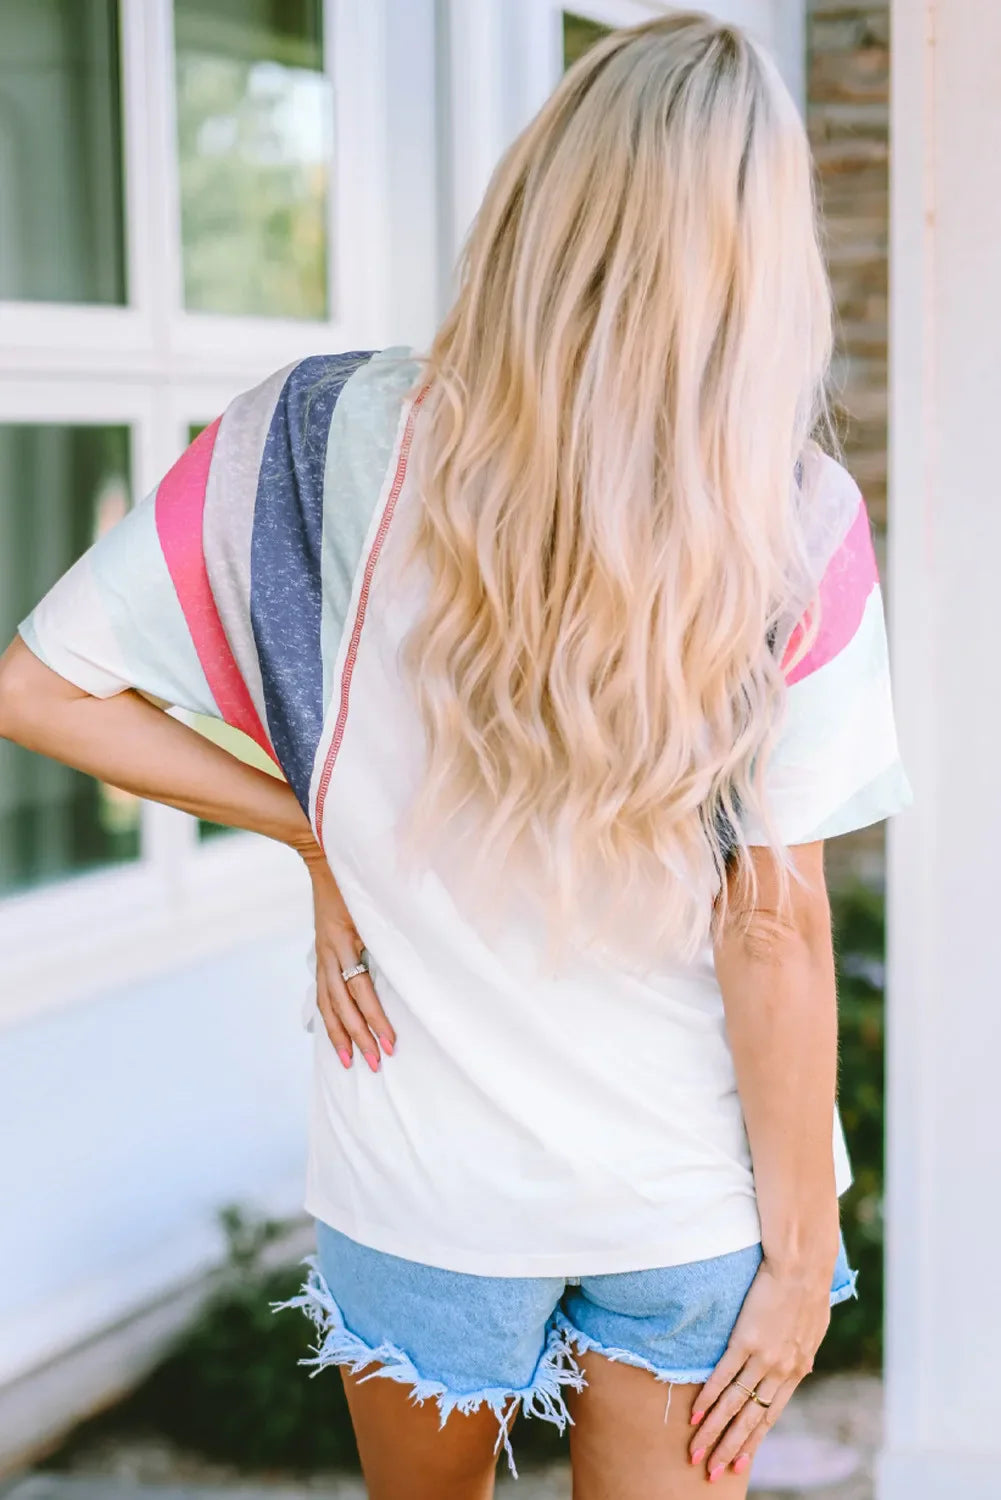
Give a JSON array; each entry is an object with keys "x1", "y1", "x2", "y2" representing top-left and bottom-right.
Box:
[{"x1": 394, "y1": 11, "x2": 834, "y2": 972}]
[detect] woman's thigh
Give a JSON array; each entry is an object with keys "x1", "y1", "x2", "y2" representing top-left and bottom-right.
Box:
[
  {"x1": 281, "y1": 1221, "x2": 574, "y2": 1497},
  {"x1": 339, "y1": 1367, "x2": 513, "y2": 1500},
  {"x1": 561, "y1": 1231, "x2": 857, "y2": 1497},
  {"x1": 568, "y1": 1360, "x2": 750, "y2": 1499}
]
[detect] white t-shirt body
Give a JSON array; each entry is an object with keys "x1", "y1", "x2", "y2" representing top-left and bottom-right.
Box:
[
  {"x1": 18, "y1": 348, "x2": 911, "y2": 1278},
  {"x1": 305, "y1": 484, "x2": 856, "y2": 1274}
]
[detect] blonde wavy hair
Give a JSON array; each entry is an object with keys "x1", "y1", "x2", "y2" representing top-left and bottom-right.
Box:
[{"x1": 392, "y1": 10, "x2": 834, "y2": 973}]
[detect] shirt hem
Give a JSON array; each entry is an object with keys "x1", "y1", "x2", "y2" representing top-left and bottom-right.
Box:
[{"x1": 302, "y1": 1190, "x2": 768, "y2": 1278}]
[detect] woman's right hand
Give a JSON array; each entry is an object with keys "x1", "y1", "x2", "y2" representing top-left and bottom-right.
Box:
[
  {"x1": 299, "y1": 843, "x2": 397, "y2": 1074},
  {"x1": 686, "y1": 1245, "x2": 835, "y2": 1481}
]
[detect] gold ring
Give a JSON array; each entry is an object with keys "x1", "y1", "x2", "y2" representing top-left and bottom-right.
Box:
[{"x1": 733, "y1": 1379, "x2": 771, "y2": 1408}]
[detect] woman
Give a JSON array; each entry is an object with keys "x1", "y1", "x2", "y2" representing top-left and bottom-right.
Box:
[{"x1": 0, "y1": 12, "x2": 910, "y2": 1499}]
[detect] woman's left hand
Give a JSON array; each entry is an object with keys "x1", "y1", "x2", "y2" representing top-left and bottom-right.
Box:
[
  {"x1": 687, "y1": 1252, "x2": 833, "y2": 1480},
  {"x1": 299, "y1": 842, "x2": 397, "y2": 1073}
]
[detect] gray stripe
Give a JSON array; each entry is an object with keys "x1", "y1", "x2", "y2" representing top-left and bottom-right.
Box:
[{"x1": 202, "y1": 363, "x2": 296, "y2": 733}]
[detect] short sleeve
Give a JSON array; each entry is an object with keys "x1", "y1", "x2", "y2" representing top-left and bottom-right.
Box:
[
  {"x1": 745, "y1": 458, "x2": 913, "y2": 846},
  {"x1": 17, "y1": 350, "x2": 381, "y2": 811}
]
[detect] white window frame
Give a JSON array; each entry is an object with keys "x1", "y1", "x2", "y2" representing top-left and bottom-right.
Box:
[{"x1": 0, "y1": 0, "x2": 395, "y2": 1028}]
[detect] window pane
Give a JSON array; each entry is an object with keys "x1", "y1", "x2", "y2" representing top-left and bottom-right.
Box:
[
  {"x1": 0, "y1": 426, "x2": 139, "y2": 894},
  {"x1": 563, "y1": 12, "x2": 613, "y2": 69},
  {"x1": 174, "y1": 0, "x2": 332, "y2": 320},
  {"x1": 0, "y1": 0, "x2": 126, "y2": 305}
]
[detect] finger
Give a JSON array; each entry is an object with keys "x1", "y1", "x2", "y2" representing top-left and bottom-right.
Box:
[
  {"x1": 689, "y1": 1344, "x2": 756, "y2": 1456},
  {"x1": 325, "y1": 935, "x2": 394, "y2": 1061},
  {"x1": 709, "y1": 1377, "x2": 797, "y2": 1479},
  {"x1": 327, "y1": 972, "x2": 383, "y2": 1072},
  {"x1": 690, "y1": 1340, "x2": 750, "y2": 1428},
  {"x1": 702, "y1": 1382, "x2": 774, "y2": 1478},
  {"x1": 316, "y1": 980, "x2": 354, "y2": 1070},
  {"x1": 345, "y1": 968, "x2": 396, "y2": 1055}
]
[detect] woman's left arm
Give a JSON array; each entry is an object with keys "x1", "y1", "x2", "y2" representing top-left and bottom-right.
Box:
[{"x1": 688, "y1": 840, "x2": 840, "y2": 1479}]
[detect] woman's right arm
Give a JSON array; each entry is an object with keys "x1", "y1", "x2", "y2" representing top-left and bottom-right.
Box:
[
  {"x1": 0, "y1": 636, "x2": 396, "y2": 1068},
  {"x1": 0, "y1": 635, "x2": 313, "y2": 847}
]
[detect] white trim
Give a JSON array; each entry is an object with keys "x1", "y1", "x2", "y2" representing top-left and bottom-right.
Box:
[
  {"x1": 0, "y1": 835, "x2": 310, "y2": 1033},
  {"x1": 883, "y1": 0, "x2": 937, "y2": 1464},
  {"x1": 0, "y1": 1194, "x2": 311, "y2": 1474}
]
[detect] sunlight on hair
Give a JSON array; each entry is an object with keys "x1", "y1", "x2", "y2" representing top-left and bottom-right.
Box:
[{"x1": 387, "y1": 10, "x2": 835, "y2": 975}]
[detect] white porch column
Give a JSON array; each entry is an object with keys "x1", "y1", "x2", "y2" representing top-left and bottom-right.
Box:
[{"x1": 881, "y1": 4, "x2": 1001, "y2": 1496}]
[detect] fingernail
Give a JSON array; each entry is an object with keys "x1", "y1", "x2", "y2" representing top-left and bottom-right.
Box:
[
  {"x1": 709, "y1": 1463, "x2": 725, "y2": 1483},
  {"x1": 363, "y1": 1051, "x2": 380, "y2": 1073},
  {"x1": 691, "y1": 1410, "x2": 705, "y2": 1425},
  {"x1": 380, "y1": 1035, "x2": 395, "y2": 1056},
  {"x1": 734, "y1": 1454, "x2": 750, "y2": 1474},
  {"x1": 691, "y1": 1448, "x2": 705, "y2": 1465},
  {"x1": 336, "y1": 1047, "x2": 352, "y2": 1069}
]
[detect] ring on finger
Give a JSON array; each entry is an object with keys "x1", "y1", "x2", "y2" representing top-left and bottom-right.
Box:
[
  {"x1": 732, "y1": 1378, "x2": 772, "y2": 1408},
  {"x1": 340, "y1": 960, "x2": 369, "y2": 984}
]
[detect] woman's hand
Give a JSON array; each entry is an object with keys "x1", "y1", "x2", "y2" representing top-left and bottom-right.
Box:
[
  {"x1": 299, "y1": 843, "x2": 397, "y2": 1073},
  {"x1": 687, "y1": 1249, "x2": 834, "y2": 1480}
]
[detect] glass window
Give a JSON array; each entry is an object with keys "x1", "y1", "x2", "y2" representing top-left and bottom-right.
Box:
[
  {"x1": 174, "y1": 0, "x2": 332, "y2": 320},
  {"x1": 0, "y1": 0, "x2": 126, "y2": 305},
  {"x1": 0, "y1": 426, "x2": 139, "y2": 894},
  {"x1": 563, "y1": 12, "x2": 613, "y2": 69}
]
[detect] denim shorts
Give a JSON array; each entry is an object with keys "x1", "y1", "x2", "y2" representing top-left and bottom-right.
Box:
[{"x1": 276, "y1": 1219, "x2": 859, "y2": 1477}]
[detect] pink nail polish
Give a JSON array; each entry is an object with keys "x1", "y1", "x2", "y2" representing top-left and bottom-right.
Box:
[
  {"x1": 691, "y1": 1448, "x2": 705, "y2": 1465},
  {"x1": 363, "y1": 1051, "x2": 380, "y2": 1073},
  {"x1": 380, "y1": 1035, "x2": 395, "y2": 1056},
  {"x1": 691, "y1": 1410, "x2": 705, "y2": 1425},
  {"x1": 733, "y1": 1454, "x2": 750, "y2": 1474},
  {"x1": 336, "y1": 1047, "x2": 352, "y2": 1069},
  {"x1": 709, "y1": 1463, "x2": 725, "y2": 1483}
]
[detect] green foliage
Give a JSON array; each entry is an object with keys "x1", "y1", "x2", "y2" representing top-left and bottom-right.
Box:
[
  {"x1": 128, "y1": 1210, "x2": 360, "y2": 1470},
  {"x1": 563, "y1": 13, "x2": 613, "y2": 69},
  {"x1": 818, "y1": 881, "x2": 887, "y2": 1372},
  {"x1": 45, "y1": 1208, "x2": 362, "y2": 1473}
]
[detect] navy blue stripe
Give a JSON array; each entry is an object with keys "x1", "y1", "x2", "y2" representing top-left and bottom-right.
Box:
[{"x1": 250, "y1": 351, "x2": 376, "y2": 810}]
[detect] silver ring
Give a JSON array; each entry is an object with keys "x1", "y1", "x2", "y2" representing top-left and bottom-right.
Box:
[{"x1": 340, "y1": 961, "x2": 369, "y2": 984}]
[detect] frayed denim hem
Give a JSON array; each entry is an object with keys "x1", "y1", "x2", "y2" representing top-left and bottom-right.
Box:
[
  {"x1": 830, "y1": 1265, "x2": 861, "y2": 1307},
  {"x1": 272, "y1": 1256, "x2": 586, "y2": 1478},
  {"x1": 552, "y1": 1308, "x2": 717, "y2": 1397}
]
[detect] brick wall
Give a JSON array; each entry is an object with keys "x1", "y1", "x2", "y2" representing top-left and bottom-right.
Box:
[
  {"x1": 807, "y1": 1, "x2": 891, "y2": 887},
  {"x1": 808, "y1": 1, "x2": 890, "y2": 529}
]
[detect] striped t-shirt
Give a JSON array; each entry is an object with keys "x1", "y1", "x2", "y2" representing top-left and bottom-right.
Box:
[{"x1": 19, "y1": 346, "x2": 912, "y2": 1275}]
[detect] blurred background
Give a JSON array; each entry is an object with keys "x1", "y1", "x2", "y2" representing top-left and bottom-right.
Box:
[{"x1": 0, "y1": 2, "x2": 989, "y2": 1498}]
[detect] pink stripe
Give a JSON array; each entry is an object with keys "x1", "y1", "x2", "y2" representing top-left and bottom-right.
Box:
[
  {"x1": 155, "y1": 419, "x2": 275, "y2": 760},
  {"x1": 313, "y1": 381, "x2": 433, "y2": 847},
  {"x1": 783, "y1": 497, "x2": 879, "y2": 685}
]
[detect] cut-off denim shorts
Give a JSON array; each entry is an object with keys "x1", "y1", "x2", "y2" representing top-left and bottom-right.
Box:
[{"x1": 275, "y1": 1219, "x2": 860, "y2": 1477}]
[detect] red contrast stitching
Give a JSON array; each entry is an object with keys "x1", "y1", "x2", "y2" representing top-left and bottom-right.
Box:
[{"x1": 313, "y1": 381, "x2": 432, "y2": 847}]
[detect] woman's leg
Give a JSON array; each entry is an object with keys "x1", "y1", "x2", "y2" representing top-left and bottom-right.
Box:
[
  {"x1": 567, "y1": 1355, "x2": 751, "y2": 1499},
  {"x1": 340, "y1": 1368, "x2": 514, "y2": 1500}
]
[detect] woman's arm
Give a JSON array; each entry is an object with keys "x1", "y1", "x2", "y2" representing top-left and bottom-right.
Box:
[
  {"x1": 717, "y1": 840, "x2": 840, "y2": 1275},
  {"x1": 0, "y1": 636, "x2": 313, "y2": 845},
  {"x1": 687, "y1": 840, "x2": 840, "y2": 1479},
  {"x1": 0, "y1": 636, "x2": 396, "y2": 1069}
]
